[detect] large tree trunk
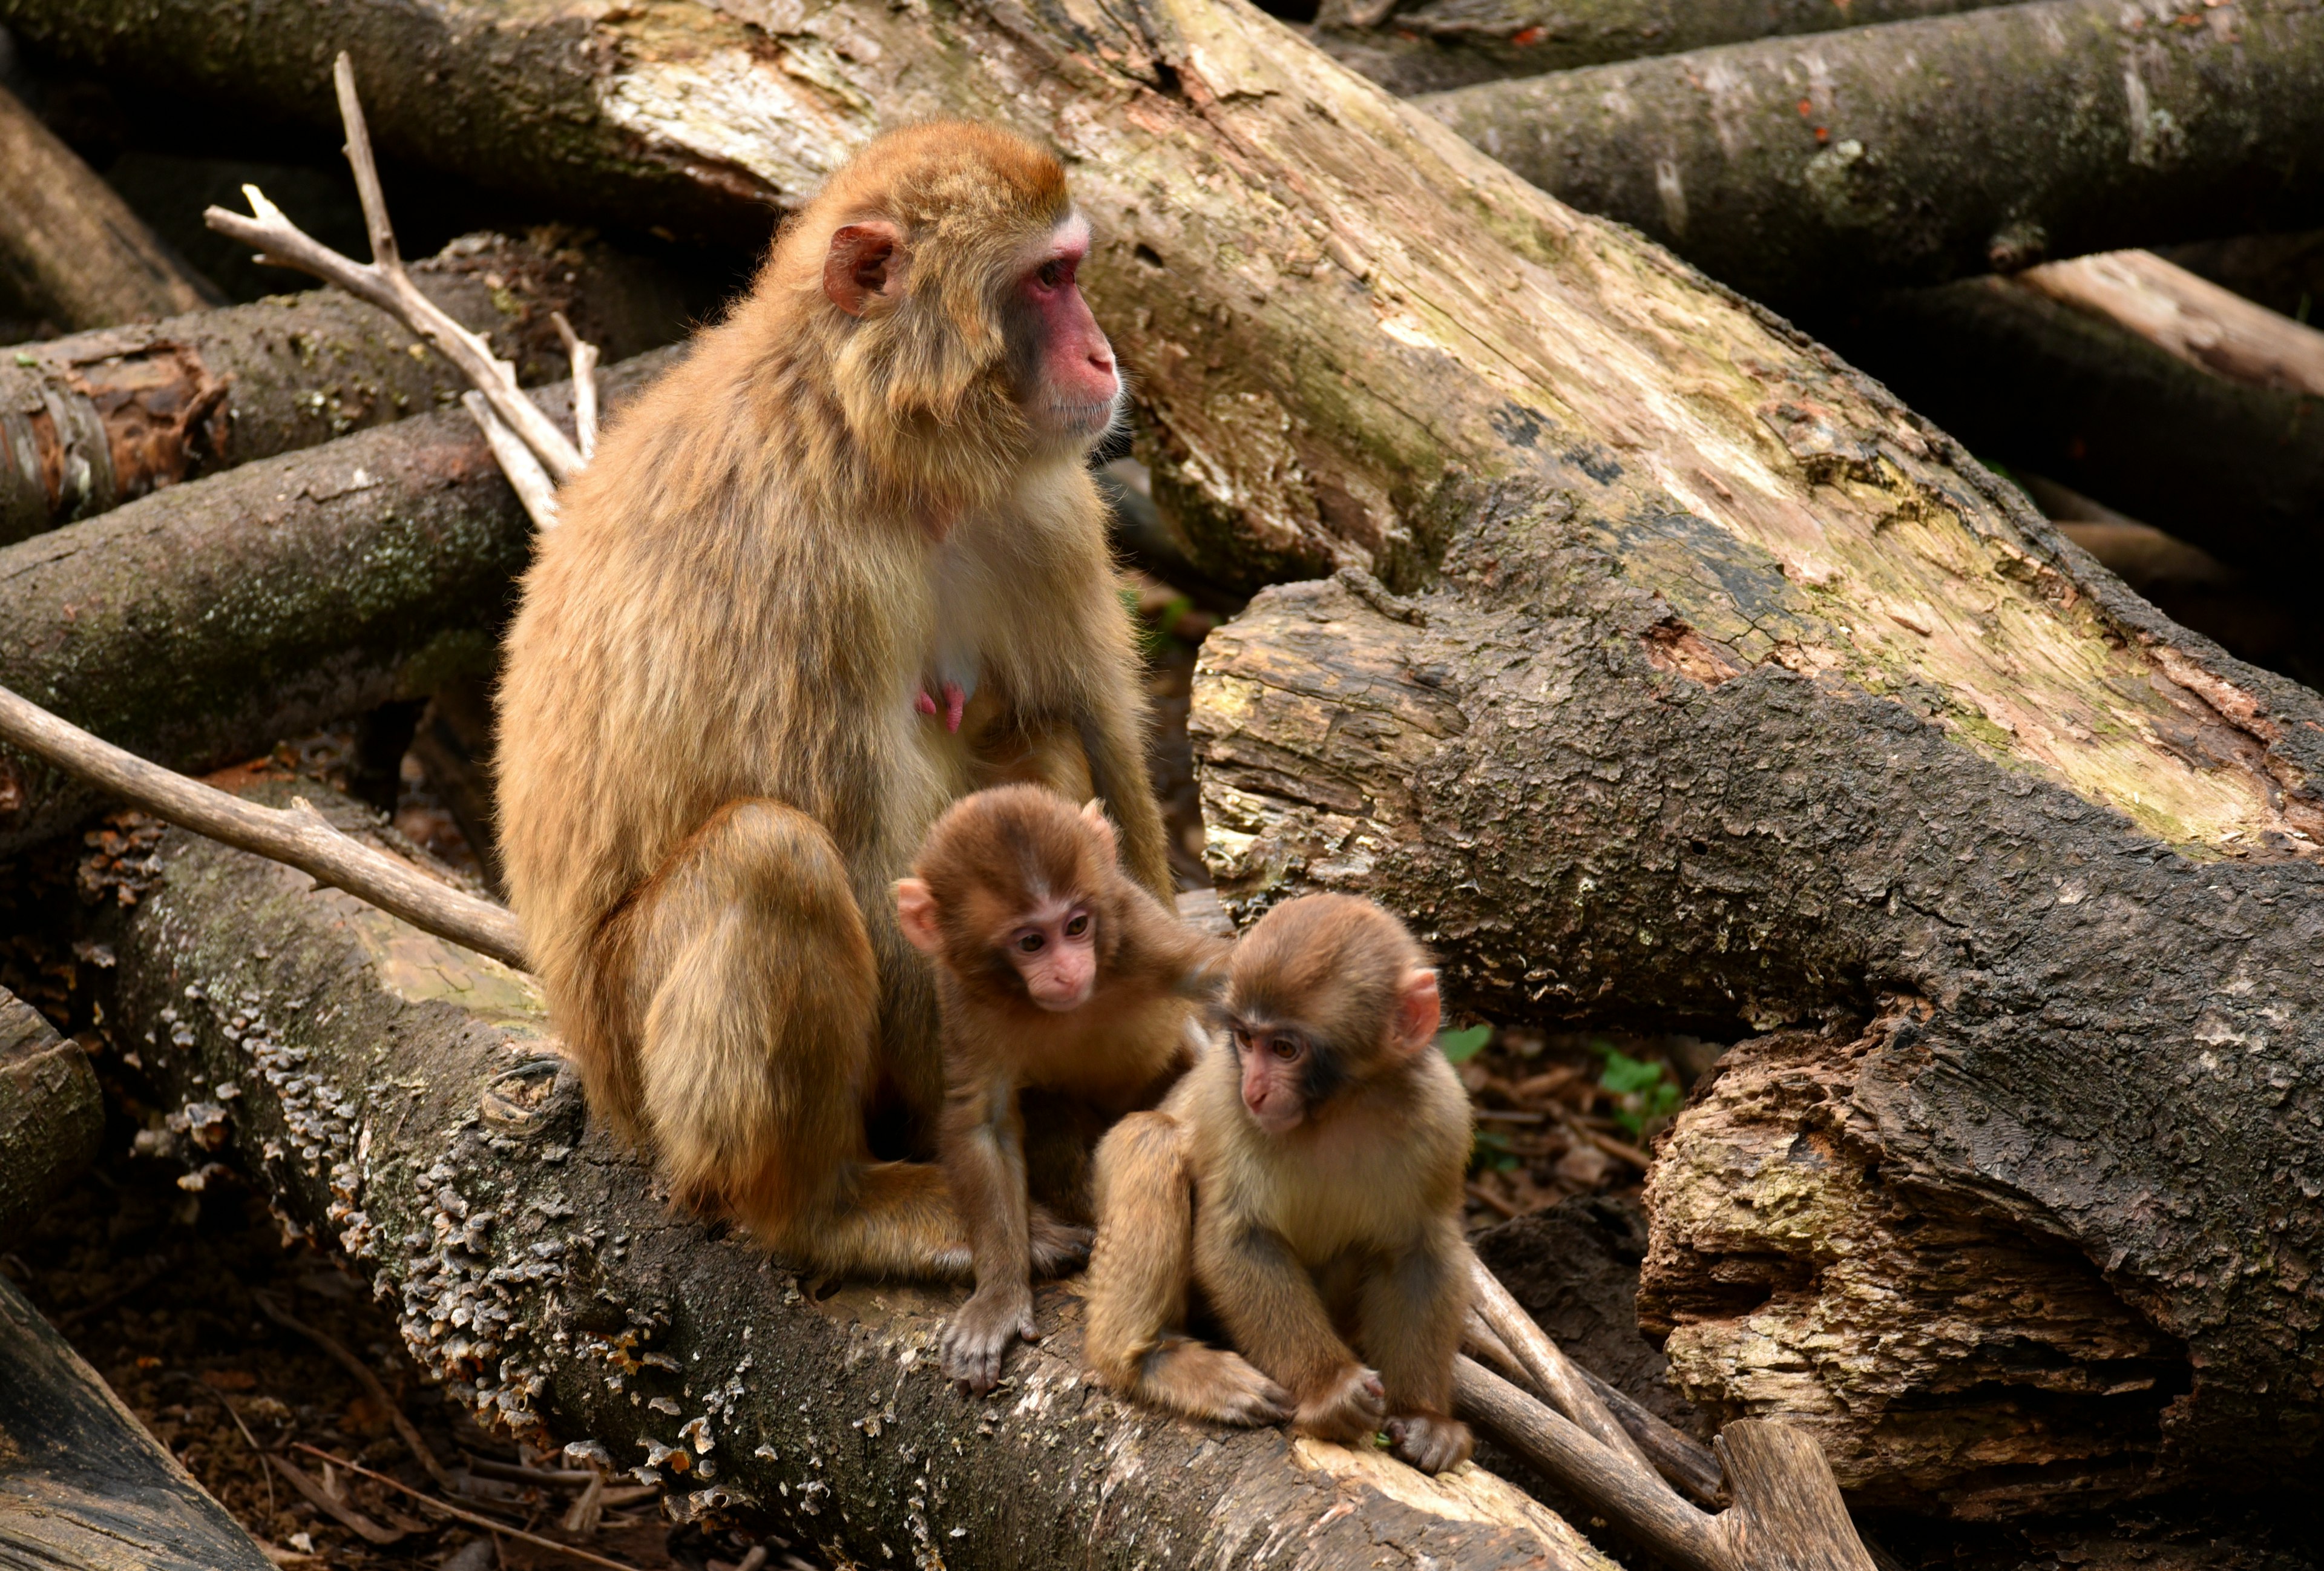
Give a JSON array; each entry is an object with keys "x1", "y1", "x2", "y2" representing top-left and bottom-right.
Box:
[
  {"x1": 1419, "y1": 0, "x2": 2324, "y2": 303},
  {"x1": 9, "y1": 0, "x2": 2321, "y2": 1516},
  {"x1": 0, "y1": 987, "x2": 100, "y2": 1251},
  {"x1": 92, "y1": 780, "x2": 1619, "y2": 1571}
]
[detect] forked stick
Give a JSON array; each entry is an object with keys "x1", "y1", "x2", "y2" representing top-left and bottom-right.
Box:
[
  {"x1": 203, "y1": 53, "x2": 590, "y2": 488},
  {"x1": 1469, "y1": 1254, "x2": 1663, "y2": 1478},
  {"x1": 553, "y1": 310, "x2": 602, "y2": 459}
]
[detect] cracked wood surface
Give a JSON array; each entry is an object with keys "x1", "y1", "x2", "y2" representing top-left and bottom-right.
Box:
[{"x1": 97, "y1": 782, "x2": 1619, "y2": 1571}]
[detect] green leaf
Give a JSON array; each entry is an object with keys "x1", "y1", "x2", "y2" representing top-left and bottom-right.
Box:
[
  {"x1": 1437, "y1": 1024, "x2": 1492, "y2": 1062},
  {"x1": 1597, "y1": 1049, "x2": 1665, "y2": 1096},
  {"x1": 1469, "y1": 1128, "x2": 1520, "y2": 1173},
  {"x1": 11, "y1": 353, "x2": 33, "y2": 368}
]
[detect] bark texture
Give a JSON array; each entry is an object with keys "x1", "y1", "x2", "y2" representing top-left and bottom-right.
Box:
[
  {"x1": 1420, "y1": 0, "x2": 2324, "y2": 303},
  {"x1": 1806, "y1": 278, "x2": 2324, "y2": 593},
  {"x1": 0, "y1": 234, "x2": 701, "y2": 547},
  {"x1": 0, "y1": 81, "x2": 222, "y2": 331},
  {"x1": 1310, "y1": 0, "x2": 2018, "y2": 99},
  {"x1": 0, "y1": 350, "x2": 675, "y2": 857},
  {"x1": 0, "y1": 986, "x2": 101, "y2": 1252},
  {"x1": 94, "y1": 781, "x2": 1622, "y2": 1571}
]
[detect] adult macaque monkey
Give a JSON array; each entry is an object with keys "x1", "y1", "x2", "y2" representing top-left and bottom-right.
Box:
[
  {"x1": 1083, "y1": 895, "x2": 1477, "y2": 1474},
  {"x1": 496, "y1": 123, "x2": 1173, "y2": 1279},
  {"x1": 894, "y1": 785, "x2": 1226, "y2": 1392}
]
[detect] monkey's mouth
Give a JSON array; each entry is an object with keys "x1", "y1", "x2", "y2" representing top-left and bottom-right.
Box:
[{"x1": 1045, "y1": 394, "x2": 1121, "y2": 440}]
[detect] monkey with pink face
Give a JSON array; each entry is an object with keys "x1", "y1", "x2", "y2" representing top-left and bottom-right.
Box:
[{"x1": 496, "y1": 124, "x2": 1173, "y2": 1281}]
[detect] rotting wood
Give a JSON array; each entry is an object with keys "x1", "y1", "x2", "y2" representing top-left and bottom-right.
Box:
[
  {"x1": 2015, "y1": 249, "x2": 2324, "y2": 400},
  {"x1": 0, "y1": 349, "x2": 672, "y2": 857},
  {"x1": 1309, "y1": 0, "x2": 2021, "y2": 97},
  {"x1": 0, "y1": 986, "x2": 100, "y2": 1251},
  {"x1": 1420, "y1": 0, "x2": 2324, "y2": 303},
  {"x1": 0, "y1": 80, "x2": 221, "y2": 332},
  {"x1": 0, "y1": 232, "x2": 698, "y2": 545},
  {"x1": 93, "y1": 782, "x2": 1626, "y2": 1571},
  {"x1": 0, "y1": 1271, "x2": 274, "y2": 1571}
]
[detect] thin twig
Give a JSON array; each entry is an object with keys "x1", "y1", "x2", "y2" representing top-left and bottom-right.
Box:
[
  {"x1": 268, "y1": 1453, "x2": 406, "y2": 1544},
  {"x1": 202, "y1": 53, "x2": 586, "y2": 486},
  {"x1": 254, "y1": 1288, "x2": 458, "y2": 1490},
  {"x1": 552, "y1": 311, "x2": 600, "y2": 459},
  {"x1": 465, "y1": 392, "x2": 561, "y2": 528},
  {"x1": 295, "y1": 1446, "x2": 652, "y2": 1571},
  {"x1": 0, "y1": 683, "x2": 526, "y2": 969},
  {"x1": 164, "y1": 1370, "x2": 277, "y2": 1518}
]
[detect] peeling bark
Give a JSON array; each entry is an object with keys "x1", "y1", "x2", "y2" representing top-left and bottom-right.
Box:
[
  {"x1": 0, "y1": 986, "x2": 100, "y2": 1251},
  {"x1": 95, "y1": 782, "x2": 1622, "y2": 1571},
  {"x1": 1420, "y1": 0, "x2": 2324, "y2": 304},
  {"x1": 0, "y1": 234, "x2": 700, "y2": 546},
  {"x1": 1308, "y1": 0, "x2": 2019, "y2": 100},
  {"x1": 0, "y1": 350, "x2": 675, "y2": 855}
]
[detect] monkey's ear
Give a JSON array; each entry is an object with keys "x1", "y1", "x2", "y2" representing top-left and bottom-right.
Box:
[
  {"x1": 894, "y1": 878, "x2": 944, "y2": 955},
  {"x1": 825, "y1": 221, "x2": 908, "y2": 316},
  {"x1": 1394, "y1": 969, "x2": 1443, "y2": 1056},
  {"x1": 1079, "y1": 799, "x2": 1120, "y2": 863}
]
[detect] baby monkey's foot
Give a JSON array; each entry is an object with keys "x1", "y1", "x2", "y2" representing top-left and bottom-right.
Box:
[
  {"x1": 941, "y1": 1283, "x2": 1037, "y2": 1394},
  {"x1": 1138, "y1": 1339, "x2": 1292, "y2": 1426},
  {"x1": 1292, "y1": 1364, "x2": 1387, "y2": 1446},
  {"x1": 1029, "y1": 1208, "x2": 1094, "y2": 1276},
  {"x1": 1386, "y1": 1412, "x2": 1473, "y2": 1474}
]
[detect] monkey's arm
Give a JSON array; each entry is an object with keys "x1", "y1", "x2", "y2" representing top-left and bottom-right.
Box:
[
  {"x1": 1194, "y1": 1213, "x2": 1385, "y2": 1444},
  {"x1": 1356, "y1": 1222, "x2": 1476, "y2": 1473},
  {"x1": 938, "y1": 1065, "x2": 1038, "y2": 1392},
  {"x1": 1074, "y1": 602, "x2": 1175, "y2": 901}
]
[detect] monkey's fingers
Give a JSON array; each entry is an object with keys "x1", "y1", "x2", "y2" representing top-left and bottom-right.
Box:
[
  {"x1": 1385, "y1": 1414, "x2": 1474, "y2": 1475},
  {"x1": 1028, "y1": 1211, "x2": 1094, "y2": 1276},
  {"x1": 1294, "y1": 1364, "x2": 1390, "y2": 1445}
]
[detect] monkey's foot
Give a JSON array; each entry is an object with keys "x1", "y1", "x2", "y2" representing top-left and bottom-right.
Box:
[
  {"x1": 1028, "y1": 1208, "x2": 1094, "y2": 1276},
  {"x1": 1292, "y1": 1364, "x2": 1387, "y2": 1446},
  {"x1": 1138, "y1": 1340, "x2": 1291, "y2": 1426},
  {"x1": 1385, "y1": 1412, "x2": 1474, "y2": 1474},
  {"x1": 940, "y1": 1283, "x2": 1037, "y2": 1394}
]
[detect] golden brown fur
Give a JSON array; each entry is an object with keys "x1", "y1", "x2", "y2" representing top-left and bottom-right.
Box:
[
  {"x1": 495, "y1": 123, "x2": 1172, "y2": 1279},
  {"x1": 898, "y1": 785, "x2": 1224, "y2": 1389},
  {"x1": 1083, "y1": 895, "x2": 1478, "y2": 1473}
]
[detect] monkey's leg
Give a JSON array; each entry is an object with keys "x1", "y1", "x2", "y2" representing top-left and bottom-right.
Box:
[
  {"x1": 1356, "y1": 1227, "x2": 1475, "y2": 1475},
  {"x1": 1086, "y1": 1113, "x2": 1288, "y2": 1425},
  {"x1": 939, "y1": 1076, "x2": 1043, "y2": 1392},
  {"x1": 627, "y1": 797, "x2": 969, "y2": 1279},
  {"x1": 1194, "y1": 1216, "x2": 1380, "y2": 1443}
]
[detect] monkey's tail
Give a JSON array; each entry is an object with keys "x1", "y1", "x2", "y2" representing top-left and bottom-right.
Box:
[
  {"x1": 772, "y1": 1159, "x2": 974, "y2": 1281},
  {"x1": 1084, "y1": 1110, "x2": 1192, "y2": 1389}
]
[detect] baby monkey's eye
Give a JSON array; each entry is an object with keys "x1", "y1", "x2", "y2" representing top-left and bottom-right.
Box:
[
  {"x1": 1230, "y1": 1028, "x2": 1253, "y2": 1053},
  {"x1": 1065, "y1": 912, "x2": 1091, "y2": 938},
  {"x1": 1270, "y1": 1036, "x2": 1303, "y2": 1061},
  {"x1": 1037, "y1": 259, "x2": 1066, "y2": 289},
  {"x1": 1017, "y1": 931, "x2": 1046, "y2": 953}
]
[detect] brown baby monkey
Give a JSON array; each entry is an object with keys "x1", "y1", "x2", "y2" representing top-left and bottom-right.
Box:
[
  {"x1": 1083, "y1": 894, "x2": 1476, "y2": 1474},
  {"x1": 896, "y1": 785, "x2": 1227, "y2": 1392}
]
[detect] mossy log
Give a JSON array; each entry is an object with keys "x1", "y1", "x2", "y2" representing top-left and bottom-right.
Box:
[
  {"x1": 0, "y1": 234, "x2": 698, "y2": 547},
  {"x1": 0, "y1": 986, "x2": 100, "y2": 1252},
  {"x1": 92, "y1": 780, "x2": 1619, "y2": 1571},
  {"x1": 0, "y1": 351, "x2": 673, "y2": 856},
  {"x1": 1309, "y1": 0, "x2": 2018, "y2": 100},
  {"x1": 1420, "y1": 0, "x2": 2324, "y2": 304},
  {"x1": 10, "y1": 0, "x2": 2323, "y2": 1518}
]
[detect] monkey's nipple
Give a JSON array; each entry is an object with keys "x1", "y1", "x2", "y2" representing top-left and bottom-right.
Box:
[{"x1": 914, "y1": 683, "x2": 968, "y2": 733}]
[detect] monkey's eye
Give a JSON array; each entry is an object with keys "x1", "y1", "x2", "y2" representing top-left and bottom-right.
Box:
[
  {"x1": 1269, "y1": 1035, "x2": 1304, "y2": 1061},
  {"x1": 1064, "y1": 912, "x2": 1091, "y2": 938},
  {"x1": 1036, "y1": 259, "x2": 1066, "y2": 290},
  {"x1": 1016, "y1": 931, "x2": 1046, "y2": 953},
  {"x1": 1230, "y1": 1028, "x2": 1253, "y2": 1053}
]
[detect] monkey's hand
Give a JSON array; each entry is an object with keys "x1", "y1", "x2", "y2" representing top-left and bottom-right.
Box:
[
  {"x1": 1028, "y1": 1207, "x2": 1094, "y2": 1276},
  {"x1": 1292, "y1": 1364, "x2": 1388, "y2": 1446},
  {"x1": 1385, "y1": 1412, "x2": 1474, "y2": 1475},
  {"x1": 942, "y1": 1282, "x2": 1037, "y2": 1394}
]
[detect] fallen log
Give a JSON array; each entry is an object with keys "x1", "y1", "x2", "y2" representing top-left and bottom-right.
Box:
[
  {"x1": 91, "y1": 781, "x2": 1624, "y2": 1571},
  {"x1": 0, "y1": 232, "x2": 700, "y2": 545},
  {"x1": 1805, "y1": 275, "x2": 2324, "y2": 592},
  {"x1": 2014, "y1": 249, "x2": 2324, "y2": 400},
  {"x1": 0, "y1": 80, "x2": 221, "y2": 331},
  {"x1": 0, "y1": 349, "x2": 674, "y2": 856},
  {"x1": 14, "y1": 0, "x2": 2322, "y2": 1517},
  {"x1": 0, "y1": 986, "x2": 100, "y2": 1251},
  {"x1": 1420, "y1": 0, "x2": 2324, "y2": 303},
  {"x1": 0, "y1": 1271, "x2": 274, "y2": 1571},
  {"x1": 1310, "y1": 0, "x2": 2020, "y2": 97}
]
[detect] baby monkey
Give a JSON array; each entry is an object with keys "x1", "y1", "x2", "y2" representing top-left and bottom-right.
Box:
[
  {"x1": 896, "y1": 785, "x2": 1226, "y2": 1393},
  {"x1": 1083, "y1": 894, "x2": 1476, "y2": 1474}
]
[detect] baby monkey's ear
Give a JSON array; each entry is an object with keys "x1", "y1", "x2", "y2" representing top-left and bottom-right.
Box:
[
  {"x1": 1395, "y1": 968, "x2": 1443, "y2": 1056},
  {"x1": 826, "y1": 220, "x2": 909, "y2": 315},
  {"x1": 1079, "y1": 798, "x2": 1120, "y2": 865},
  {"x1": 894, "y1": 877, "x2": 944, "y2": 955}
]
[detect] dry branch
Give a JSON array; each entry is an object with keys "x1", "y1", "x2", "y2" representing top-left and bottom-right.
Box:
[
  {"x1": 0, "y1": 80, "x2": 220, "y2": 330},
  {"x1": 1422, "y1": 0, "x2": 2324, "y2": 302}
]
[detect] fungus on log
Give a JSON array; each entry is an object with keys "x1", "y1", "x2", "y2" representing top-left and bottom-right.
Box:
[{"x1": 94, "y1": 783, "x2": 1621, "y2": 1571}]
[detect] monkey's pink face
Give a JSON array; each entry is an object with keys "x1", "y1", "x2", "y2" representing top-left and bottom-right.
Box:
[
  {"x1": 1232, "y1": 1026, "x2": 1315, "y2": 1136},
  {"x1": 1008, "y1": 897, "x2": 1098, "y2": 1011},
  {"x1": 1013, "y1": 216, "x2": 1121, "y2": 447}
]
